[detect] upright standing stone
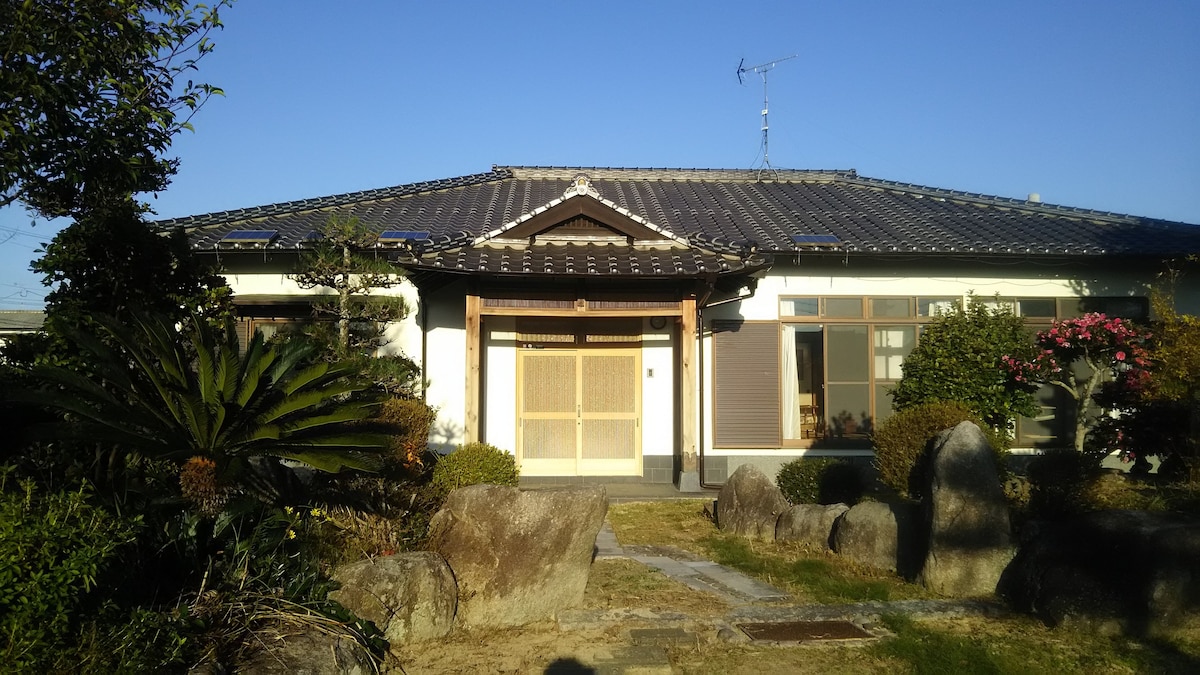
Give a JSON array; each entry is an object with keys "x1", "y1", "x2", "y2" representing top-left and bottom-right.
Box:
[
  {"x1": 716, "y1": 464, "x2": 790, "y2": 541},
  {"x1": 427, "y1": 485, "x2": 607, "y2": 628},
  {"x1": 919, "y1": 421, "x2": 1014, "y2": 596}
]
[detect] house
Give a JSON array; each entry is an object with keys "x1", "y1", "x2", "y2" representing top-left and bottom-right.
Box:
[
  {"x1": 0, "y1": 310, "x2": 45, "y2": 348},
  {"x1": 165, "y1": 166, "x2": 1200, "y2": 489}
]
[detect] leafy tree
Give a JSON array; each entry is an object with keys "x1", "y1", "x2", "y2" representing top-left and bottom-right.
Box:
[
  {"x1": 289, "y1": 215, "x2": 419, "y2": 395},
  {"x1": 890, "y1": 295, "x2": 1039, "y2": 430},
  {"x1": 8, "y1": 313, "x2": 388, "y2": 512},
  {"x1": 1004, "y1": 313, "x2": 1150, "y2": 453},
  {"x1": 1, "y1": 0, "x2": 232, "y2": 218}
]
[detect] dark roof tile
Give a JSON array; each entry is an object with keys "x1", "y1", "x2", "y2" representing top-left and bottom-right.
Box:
[{"x1": 171, "y1": 166, "x2": 1200, "y2": 259}]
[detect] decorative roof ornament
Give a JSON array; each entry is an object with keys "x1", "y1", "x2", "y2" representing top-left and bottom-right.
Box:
[{"x1": 565, "y1": 174, "x2": 600, "y2": 199}]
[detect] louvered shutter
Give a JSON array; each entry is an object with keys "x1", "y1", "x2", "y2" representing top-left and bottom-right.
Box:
[{"x1": 713, "y1": 321, "x2": 781, "y2": 447}]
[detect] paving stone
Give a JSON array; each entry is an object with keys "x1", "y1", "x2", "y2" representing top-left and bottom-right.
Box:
[
  {"x1": 573, "y1": 645, "x2": 673, "y2": 675},
  {"x1": 595, "y1": 520, "x2": 625, "y2": 559},
  {"x1": 629, "y1": 627, "x2": 699, "y2": 646}
]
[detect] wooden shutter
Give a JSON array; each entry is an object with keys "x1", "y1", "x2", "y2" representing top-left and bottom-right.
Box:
[{"x1": 713, "y1": 321, "x2": 781, "y2": 447}]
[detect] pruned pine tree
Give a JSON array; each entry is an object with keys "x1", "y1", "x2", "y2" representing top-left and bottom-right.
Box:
[{"x1": 289, "y1": 215, "x2": 419, "y2": 395}]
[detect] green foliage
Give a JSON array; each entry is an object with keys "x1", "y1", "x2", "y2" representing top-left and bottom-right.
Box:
[
  {"x1": 0, "y1": 0, "x2": 232, "y2": 218},
  {"x1": 374, "y1": 397, "x2": 438, "y2": 470},
  {"x1": 7, "y1": 313, "x2": 389, "y2": 509},
  {"x1": 1026, "y1": 449, "x2": 1096, "y2": 519},
  {"x1": 8, "y1": 203, "x2": 234, "y2": 371},
  {"x1": 430, "y1": 442, "x2": 520, "y2": 495},
  {"x1": 890, "y1": 294, "x2": 1039, "y2": 428},
  {"x1": 703, "y1": 535, "x2": 892, "y2": 603},
  {"x1": 776, "y1": 458, "x2": 865, "y2": 505},
  {"x1": 872, "y1": 401, "x2": 1009, "y2": 500},
  {"x1": 288, "y1": 215, "x2": 419, "y2": 395},
  {"x1": 0, "y1": 481, "x2": 141, "y2": 671}
]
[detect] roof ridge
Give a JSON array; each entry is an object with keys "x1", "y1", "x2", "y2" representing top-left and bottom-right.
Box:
[
  {"x1": 498, "y1": 166, "x2": 859, "y2": 182},
  {"x1": 153, "y1": 168, "x2": 512, "y2": 229}
]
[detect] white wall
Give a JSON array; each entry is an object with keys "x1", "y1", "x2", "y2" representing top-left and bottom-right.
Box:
[
  {"x1": 640, "y1": 317, "x2": 675, "y2": 457},
  {"x1": 483, "y1": 317, "x2": 518, "y2": 454}
]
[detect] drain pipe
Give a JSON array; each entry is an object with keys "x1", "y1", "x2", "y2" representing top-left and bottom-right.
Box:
[{"x1": 697, "y1": 278, "x2": 759, "y2": 489}]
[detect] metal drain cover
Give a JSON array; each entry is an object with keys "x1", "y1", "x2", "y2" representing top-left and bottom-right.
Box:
[{"x1": 737, "y1": 620, "x2": 873, "y2": 642}]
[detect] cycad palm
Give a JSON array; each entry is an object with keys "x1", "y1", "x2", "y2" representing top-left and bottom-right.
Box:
[{"x1": 12, "y1": 313, "x2": 387, "y2": 507}]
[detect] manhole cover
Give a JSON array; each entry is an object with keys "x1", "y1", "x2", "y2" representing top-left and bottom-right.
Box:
[{"x1": 737, "y1": 620, "x2": 873, "y2": 642}]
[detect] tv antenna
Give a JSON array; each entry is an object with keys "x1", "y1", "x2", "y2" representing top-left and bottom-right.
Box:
[{"x1": 736, "y1": 54, "x2": 797, "y2": 177}]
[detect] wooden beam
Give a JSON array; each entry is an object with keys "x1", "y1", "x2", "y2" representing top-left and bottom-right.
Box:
[
  {"x1": 480, "y1": 306, "x2": 684, "y2": 318},
  {"x1": 465, "y1": 293, "x2": 482, "y2": 443},
  {"x1": 679, "y1": 296, "x2": 698, "y2": 474}
]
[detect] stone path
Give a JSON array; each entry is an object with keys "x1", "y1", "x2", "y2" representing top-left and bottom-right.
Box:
[{"x1": 575, "y1": 519, "x2": 1006, "y2": 673}]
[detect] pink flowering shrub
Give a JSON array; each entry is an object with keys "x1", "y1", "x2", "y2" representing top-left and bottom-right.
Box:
[{"x1": 1003, "y1": 313, "x2": 1151, "y2": 454}]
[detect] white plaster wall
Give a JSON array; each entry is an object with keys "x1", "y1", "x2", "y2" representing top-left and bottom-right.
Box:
[
  {"x1": 424, "y1": 289, "x2": 466, "y2": 452},
  {"x1": 483, "y1": 317, "x2": 518, "y2": 454},
  {"x1": 640, "y1": 317, "x2": 675, "y2": 457}
]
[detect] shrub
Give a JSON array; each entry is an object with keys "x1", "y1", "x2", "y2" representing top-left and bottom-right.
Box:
[
  {"x1": 0, "y1": 482, "x2": 141, "y2": 671},
  {"x1": 872, "y1": 401, "x2": 1010, "y2": 500},
  {"x1": 777, "y1": 458, "x2": 865, "y2": 505},
  {"x1": 374, "y1": 397, "x2": 438, "y2": 470},
  {"x1": 1026, "y1": 448, "x2": 1095, "y2": 519},
  {"x1": 430, "y1": 442, "x2": 519, "y2": 496},
  {"x1": 889, "y1": 294, "x2": 1039, "y2": 429}
]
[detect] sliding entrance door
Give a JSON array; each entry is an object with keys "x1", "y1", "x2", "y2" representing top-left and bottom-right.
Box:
[{"x1": 517, "y1": 348, "x2": 641, "y2": 476}]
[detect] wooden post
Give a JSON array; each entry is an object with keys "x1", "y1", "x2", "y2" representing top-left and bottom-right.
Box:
[
  {"x1": 465, "y1": 293, "x2": 482, "y2": 443},
  {"x1": 679, "y1": 296, "x2": 698, "y2": 475}
]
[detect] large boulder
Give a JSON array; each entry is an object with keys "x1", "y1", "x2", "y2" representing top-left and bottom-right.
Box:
[
  {"x1": 919, "y1": 421, "x2": 1015, "y2": 596},
  {"x1": 716, "y1": 464, "x2": 790, "y2": 540},
  {"x1": 1000, "y1": 510, "x2": 1200, "y2": 635},
  {"x1": 832, "y1": 501, "x2": 921, "y2": 575},
  {"x1": 329, "y1": 551, "x2": 457, "y2": 645},
  {"x1": 775, "y1": 503, "x2": 850, "y2": 549},
  {"x1": 426, "y1": 484, "x2": 607, "y2": 628},
  {"x1": 235, "y1": 630, "x2": 373, "y2": 674}
]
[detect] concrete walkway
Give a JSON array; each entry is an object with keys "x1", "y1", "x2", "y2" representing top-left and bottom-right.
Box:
[{"x1": 573, "y1": 518, "x2": 1007, "y2": 674}]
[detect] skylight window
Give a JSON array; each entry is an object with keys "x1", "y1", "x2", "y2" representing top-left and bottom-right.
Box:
[
  {"x1": 378, "y1": 230, "x2": 431, "y2": 244},
  {"x1": 219, "y1": 229, "x2": 278, "y2": 245},
  {"x1": 790, "y1": 234, "x2": 841, "y2": 246}
]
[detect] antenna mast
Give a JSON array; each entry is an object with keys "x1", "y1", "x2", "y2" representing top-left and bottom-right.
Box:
[{"x1": 736, "y1": 54, "x2": 797, "y2": 177}]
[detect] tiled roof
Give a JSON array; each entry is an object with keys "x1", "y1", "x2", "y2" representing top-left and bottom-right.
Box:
[
  {"x1": 170, "y1": 166, "x2": 1200, "y2": 260},
  {"x1": 394, "y1": 243, "x2": 767, "y2": 277},
  {"x1": 0, "y1": 310, "x2": 45, "y2": 332}
]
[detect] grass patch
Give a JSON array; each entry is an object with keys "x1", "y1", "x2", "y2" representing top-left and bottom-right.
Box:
[
  {"x1": 704, "y1": 535, "x2": 893, "y2": 603},
  {"x1": 608, "y1": 500, "x2": 926, "y2": 604},
  {"x1": 583, "y1": 558, "x2": 728, "y2": 616}
]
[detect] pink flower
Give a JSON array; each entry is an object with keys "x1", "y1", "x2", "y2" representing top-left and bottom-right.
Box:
[{"x1": 1115, "y1": 351, "x2": 1126, "y2": 361}]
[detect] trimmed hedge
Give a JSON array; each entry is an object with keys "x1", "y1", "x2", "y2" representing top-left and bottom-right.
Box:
[
  {"x1": 430, "y1": 442, "x2": 519, "y2": 495},
  {"x1": 777, "y1": 458, "x2": 865, "y2": 505},
  {"x1": 872, "y1": 400, "x2": 1009, "y2": 500}
]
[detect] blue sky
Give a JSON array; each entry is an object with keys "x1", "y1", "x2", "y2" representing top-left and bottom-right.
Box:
[{"x1": 2, "y1": 0, "x2": 1198, "y2": 310}]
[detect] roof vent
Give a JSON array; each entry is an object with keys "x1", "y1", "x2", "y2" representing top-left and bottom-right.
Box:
[{"x1": 1027, "y1": 193, "x2": 1041, "y2": 203}]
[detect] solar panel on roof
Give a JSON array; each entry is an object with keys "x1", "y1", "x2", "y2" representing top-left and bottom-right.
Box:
[
  {"x1": 790, "y1": 234, "x2": 841, "y2": 245},
  {"x1": 220, "y1": 229, "x2": 277, "y2": 244},
  {"x1": 379, "y1": 230, "x2": 431, "y2": 242}
]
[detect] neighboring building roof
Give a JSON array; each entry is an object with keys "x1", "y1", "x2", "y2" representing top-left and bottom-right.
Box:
[
  {"x1": 0, "y1": 310, "x2": 45, "y2": 333},
  {"x1": 168, "y1": 166, "x2": 1200, "y2": 263}
]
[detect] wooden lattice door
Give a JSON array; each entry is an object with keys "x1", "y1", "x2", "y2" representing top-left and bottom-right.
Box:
[{"x1": 517, "y1": 348, "x2": 641, "y2": 476}]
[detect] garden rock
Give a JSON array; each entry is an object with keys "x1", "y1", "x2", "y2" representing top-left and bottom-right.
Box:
[
  {"x1": 832, "y1": 501, "x2": 921, "y2": 576},
  {"x1": 775, "y1": 503, "x2": 849, "y2": 549},
  {"x1": 329, "y1": 551, "x2": 457, "y2": 645},
  {"x1": 1000, "y1": 510, "x2": 1200, "y2": 635},
  {"x1": 427, "y1": 484, "x2": 607, "y2": 628},
  {"x1": 236, "y1": 630, "x2": 373, "y2": 674},
  {"x1": 716, "y1": 464, "x2": 790, "y2": 541},
  {"x1": 919, "y1": 421, "x2": 1014, "y2": 596}
]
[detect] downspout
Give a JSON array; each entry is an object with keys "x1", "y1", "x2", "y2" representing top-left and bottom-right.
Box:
[
  {"x1": 697, "y1": 278, "x2": 759, "y2": 489},
  {"x1": 419, "y1": 292, "x2": 429, "y2": 403}
]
